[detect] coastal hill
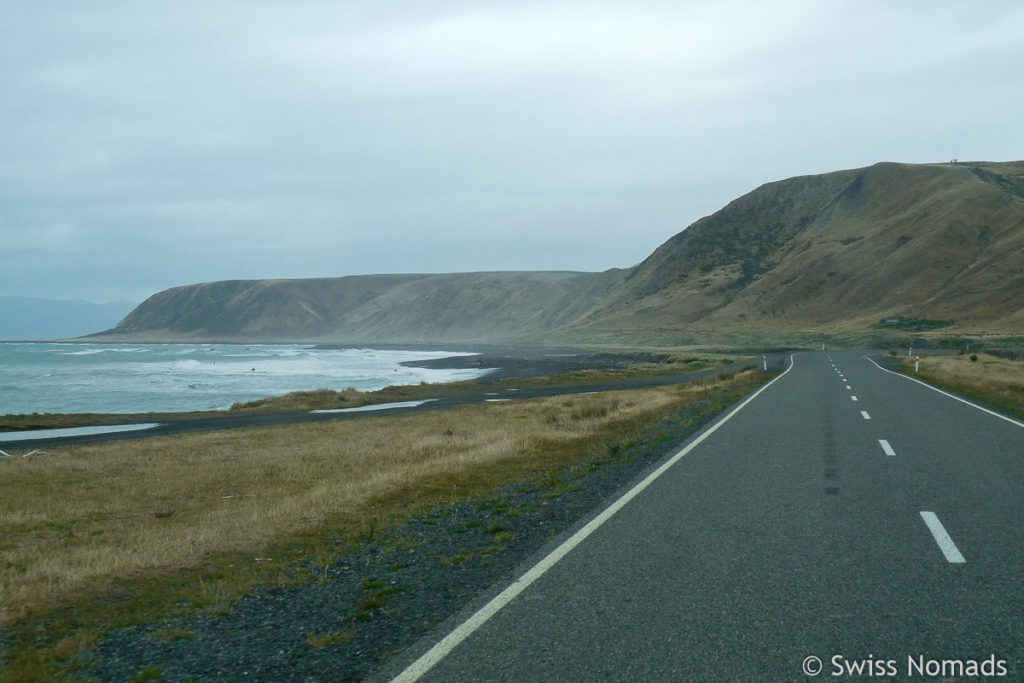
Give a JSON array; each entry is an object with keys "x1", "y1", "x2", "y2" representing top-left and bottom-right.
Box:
[
  {"x1": 92, "y1": 161, "x2": 1024, "y2": 345},
  {"x1": 564, "y1": 161, "x2": 1024, "y2": 339},
  {"x1": 96, "y1": 271, "x2": 626, "y2": 343}
]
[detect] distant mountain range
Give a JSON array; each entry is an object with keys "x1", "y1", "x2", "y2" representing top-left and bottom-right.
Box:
[
  {"x1": 0, "y1": 297, "x2": 137, "y2": 341},
  {"x1": 89, "y1": 161, "x2": 1024, "y2": 346}
]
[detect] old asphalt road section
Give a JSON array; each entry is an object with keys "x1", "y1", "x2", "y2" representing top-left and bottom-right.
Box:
[{"x1": 379, "y1": 350, "x2": 1023, "y2": 681}]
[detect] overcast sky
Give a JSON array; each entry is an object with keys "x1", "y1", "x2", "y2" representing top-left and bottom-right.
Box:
[{"x1": 3, "y1": 1, "x2": 1022, "y2": 304}]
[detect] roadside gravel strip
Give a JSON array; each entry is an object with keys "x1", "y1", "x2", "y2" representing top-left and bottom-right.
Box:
[{"x1": 80, "y1": 379, "x2": 768, "y2": 681}]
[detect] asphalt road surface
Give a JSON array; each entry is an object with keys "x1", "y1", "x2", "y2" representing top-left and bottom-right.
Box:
[{"x1": 378, "y1": 350, "x2": 1023, "y2": 682}]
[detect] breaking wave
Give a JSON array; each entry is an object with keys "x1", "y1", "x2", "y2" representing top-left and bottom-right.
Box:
[{"x1": 0, "y1": 343, "x2": 486, "y2": 415}]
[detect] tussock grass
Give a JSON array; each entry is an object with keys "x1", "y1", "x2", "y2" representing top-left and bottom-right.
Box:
[
  {"x1": 903, "y1": 353, "x2": 1024, "y2": 420},
  {"x1": 0, "y1": 368, "x2": 765, "y2": 680}
]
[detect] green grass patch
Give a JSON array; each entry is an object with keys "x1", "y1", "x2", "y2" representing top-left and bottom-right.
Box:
[
  {"x1": 129, "y1": 665, "x2": 164, "y2": 681},
  {"x1": 306, "y1": 629, "x2": 357, "y2": 649},
  {"x1": 152, "y1": 628, "x2": 196, "y2": 643}
]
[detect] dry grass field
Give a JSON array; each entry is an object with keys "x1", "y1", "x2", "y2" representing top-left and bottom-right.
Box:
[
  {"x1": 906, "y1": 352, "x2": 1024, "y2": 420},
  {"x1": 0, "y1": 368, "x2": 764, "y2": 680}
]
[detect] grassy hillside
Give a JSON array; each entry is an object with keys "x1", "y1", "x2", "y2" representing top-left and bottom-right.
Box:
[{"x1": 569, "y1": 161, "x2": 1024, "y2": 339}]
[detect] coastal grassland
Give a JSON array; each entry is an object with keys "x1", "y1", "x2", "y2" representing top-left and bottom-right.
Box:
[
  {"x1": 899, "y1": 352, "x2": 1024, "y2": 421},
  {"x1": 0, "y1": 367, "x2": 767, "y2": 681},
  {"x1": 229, "y1": 351, "x2": 742, "y2": 413}
]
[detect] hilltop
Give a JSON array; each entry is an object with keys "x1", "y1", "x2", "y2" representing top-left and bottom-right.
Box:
[{"x1": 91, "y1": 161, "x2": 1024, "y2": 345}]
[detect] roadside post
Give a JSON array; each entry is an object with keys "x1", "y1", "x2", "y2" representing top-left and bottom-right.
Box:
[
  {"x1": 762, "y1": 355, "x2": 767, "y2": 371},
  {"x1": 915, "y1": 355, "x2": 920, "y2": 374}
]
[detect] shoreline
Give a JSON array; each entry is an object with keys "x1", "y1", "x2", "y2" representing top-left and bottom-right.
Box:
[
  {"x1": 0, "y1": 342, "x2": 496, "y2": 421},
  {"x1": 0, "y1": 352, "x2": 785, "y2": 448},
  {"x1": 0, "y1": 343, "x2": 665, "y2": 423}
]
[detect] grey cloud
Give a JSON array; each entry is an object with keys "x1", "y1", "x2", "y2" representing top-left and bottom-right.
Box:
[{"x1": 2, "y1": 1, "x2": 1022, "y2": 303}]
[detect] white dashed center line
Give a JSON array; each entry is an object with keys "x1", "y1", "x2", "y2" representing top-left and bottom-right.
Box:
[
  {"x1": 878, "y1": 439, "x2": 896, "y2": 456},
  {"x1": 920, "y1": 512, "x2": 966, "y2": 563},
  {"x1": 860, "y1": 411, "x2": 871, "y2": 420},
  {"x1": 851, "y1": 396, "x2": 858, "y2": 402}
]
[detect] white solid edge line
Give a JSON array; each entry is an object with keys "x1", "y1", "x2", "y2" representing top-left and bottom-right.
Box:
[
  {"x1": 389, "y1": 356, "x2": 797, "y2": 683},
  {"x1": 879, "y1": 439, "x2": 896, "y2": 456},
  {"x1": 864, "y1": 356, "x2": 1024, "y2": 430},
  {"x1": 920, "y1": 511, "x2": 966, "y2": 563}
]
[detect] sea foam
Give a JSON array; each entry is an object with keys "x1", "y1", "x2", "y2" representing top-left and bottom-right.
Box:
[{"x1": 0, "y1": 343, "x2": 487, "y2": 415}]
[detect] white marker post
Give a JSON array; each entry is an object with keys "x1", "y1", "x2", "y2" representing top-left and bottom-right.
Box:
[
  {"x1": 915, "y1": 356, "x2": 920, "y2": 374},
  {"x1": 762, "y1": 355, "x2": 767, "y2": 371}
]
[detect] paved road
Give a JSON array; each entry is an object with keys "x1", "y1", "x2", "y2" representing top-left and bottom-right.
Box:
[{"x1": 379, "y1": 350, "x2": 1023, "y2": 681}]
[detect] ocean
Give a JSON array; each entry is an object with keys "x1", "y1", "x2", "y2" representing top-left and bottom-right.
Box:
[{"x1": 0, "y1": 343, "x2": 487, "y2": 415}]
